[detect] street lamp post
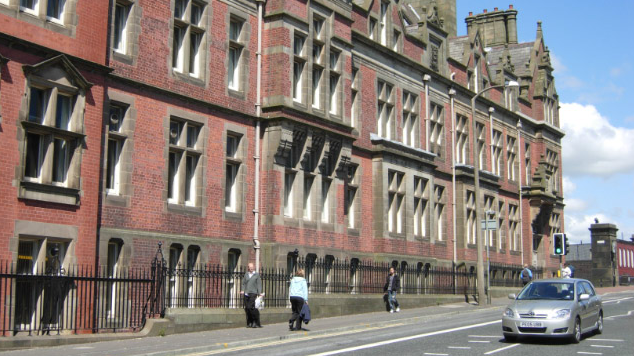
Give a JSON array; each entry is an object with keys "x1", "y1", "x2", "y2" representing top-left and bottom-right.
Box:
[{"x1": 472, "y1": 81, "x2": 519, "y2": 305}]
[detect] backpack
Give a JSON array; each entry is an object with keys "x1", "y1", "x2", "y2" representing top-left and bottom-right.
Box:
[{"x1": 521, "y1": 268, "x2": 532, "y2": 283}]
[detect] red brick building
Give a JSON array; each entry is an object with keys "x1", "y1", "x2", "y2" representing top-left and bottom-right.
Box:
[{"x1": 1, "y1": 0, "x2": 565, "y2": 310}]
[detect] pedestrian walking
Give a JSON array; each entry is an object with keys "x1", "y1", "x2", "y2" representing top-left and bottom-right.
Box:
[
  {"x1": 520, "y1": 264, "x2": 533, "y2": 286},
  {"x1": 289, "y1": 268, "x2": 308, "y2": 331},
  {"x1": 561, "y1": 263, "x2": 572, "y2": 279},
  {"x1": 240, "y1": 262, "x2": 263, "y2": 328},
  {"x1": 383, "y1": 267, "x2": 400, "y2": 313}
]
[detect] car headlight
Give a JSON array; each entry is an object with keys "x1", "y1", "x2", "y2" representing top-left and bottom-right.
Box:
[
  {"x1": 504, "y1": 308, "x2": 515, "y2": 317},
  {"x1": 549, "y1": 309, "x2": 571, "y2": 319}
]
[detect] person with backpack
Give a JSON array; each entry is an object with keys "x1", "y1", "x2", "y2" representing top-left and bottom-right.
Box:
[{"x1": 520, "y1": 264, "x2": 533, "y2": 286}]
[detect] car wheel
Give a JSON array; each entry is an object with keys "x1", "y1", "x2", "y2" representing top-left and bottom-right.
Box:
[
  {"x1": 595, "y1": 312, "x2": 603, "y2": 335},
  {"x1": 504, "y1": 334, "x2": 517, "y2": 343},
  {"x1": 571, "y1": 317, "x2": 582, "y2": 344}
]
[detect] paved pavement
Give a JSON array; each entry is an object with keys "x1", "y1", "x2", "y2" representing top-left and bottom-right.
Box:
[{"x1": 2, "y1": 285, "x2": 632, "y2": 356}]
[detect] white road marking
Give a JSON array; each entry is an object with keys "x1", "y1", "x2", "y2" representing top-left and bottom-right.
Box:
[
  {"x1": 590, "y1": 345, "x2": 615, "y2": 348},
  {"x1": 602, "y1": 297, "x2": 632, "y2": 304},
  {"x1": 468, "y1": 335, "x2": 499, "y2": 338},
  {"x1": 604, "y1": 310, "x2": 633, "y2": 319},
  {"x1": 447, "y1": 346, "x2": 471, "y2": 349},
  {"x1": 73, "y1": 347, "x2": 95, "y2": 349},
  {"x1": 424, "y1": 353, "x2": 449, "y2": 356},
  {"x1": 468, "y1": 340, "x2": 491, "y2": 343},
  {"x1": 577, "y1": 352, "x2": 602, "y2": 355},
  {"x1": 305, "y1": 320, "x2": 500, "y2": 356},
  {"x1": 590, "y1": 338, "x2": 624, "y2": 342},
  {"x1": 483, "y1": 343, "x2": 520, "y2": 355}
]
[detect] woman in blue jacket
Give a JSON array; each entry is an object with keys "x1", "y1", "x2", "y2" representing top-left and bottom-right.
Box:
[{"x1": 289, "y1": 268, "x2": 308, "y2": 331}]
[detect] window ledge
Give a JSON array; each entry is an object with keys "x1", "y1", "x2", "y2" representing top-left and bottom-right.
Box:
[
  {"x1": 105, "y1": 194, "x2": 129, "y2": 207},
  {"x1": 167, "y1": 203, "x2": 203, "y2": 216},
  {"x1": 388, "y1": 232, "x2": 406, "y2": 239},
  {"x1": 19, "y1": 181, "x2": 80, "y2": 206},
  {"x1": 224, "y1": 210, "x2": 243, "y2": 222},
  {"x1": 347, "y1": 227, "x2": 360, "y2": 236},
  {"x1": 434, "y1": 240, "x2": 447, "y2": 246}
]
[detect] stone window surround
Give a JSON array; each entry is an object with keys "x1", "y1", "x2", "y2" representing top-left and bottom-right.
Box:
[
  {"x1": 376, "y1": 78, "x2": 395, "y2": 140},
  {"x1": 433, "y1": 184, "x2": 446, "y2": 242},
  {"x1": 223, "y1": 122, "x2": 248, "y2": 222},
  {"x1": 163, "y1": 107, "x2": 208, "y2": 216},
  {"x1": 11, "y1": 220, "x2": 78, "y2": 271},
  {"x1": 111, "y1": 0, "x2": 142, "y2": 66},
  {"x1": 428, "y1": 101, "x2": 444, "y2": 158},
  {"x1": 401, "y1": 89, "x2": 419, "y2": 148},
  {"x1": 226, "y1": 8, "x2": 251, "y2": 98},
  {"x1": 103, "y1": 90, "x2": 136, "y2": 208},
  {"x1": 0, "y1": 0, "x2": 78, "y2": 37},
  {"x1": 17, "y1": 55, "x2": 91, "y2": 206},
  {"x1": 169, "y1": 0, "x2": 210, "y2": 85},
  {"x1": 413, "y1": 175, "x2": 429, "y2": 240}
]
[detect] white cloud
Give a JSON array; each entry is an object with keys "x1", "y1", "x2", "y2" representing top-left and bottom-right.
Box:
[
  {"x1": 562, "y1": 176, "x2": 576, "y2": 194},
  {"x1": 560, "y1": 103, "x2": 634, "y2": 176},
  {"x1": 564, "y1": 198, "x2": 587, "y2": 213},
  {"x1": 564, "y1": 213, "x2": 610, "y2": 244}
]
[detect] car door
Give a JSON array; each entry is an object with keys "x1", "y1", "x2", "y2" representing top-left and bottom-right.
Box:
[
  {"x1": 576, "y1": 282, "x2": 591, "y2": 329},
  {"x1": 582, "y1": 281, "x2": 600, "y2": 326}
]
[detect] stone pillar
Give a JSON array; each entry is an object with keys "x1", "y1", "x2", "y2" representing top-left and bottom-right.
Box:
[
  {"x1": 506, "y1": 9, "x2": 518, "y2": 44},
  {"x1": 589, "y1": 223, "x2": 618, "y2": 287}
]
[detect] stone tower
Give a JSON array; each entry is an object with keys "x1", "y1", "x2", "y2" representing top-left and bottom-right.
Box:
[
  {"x1": 589, "y1": 223, "x2": 618, "y2": 287},
  {"x1": 465, "y1": 5, "x2": 518, "y2": 47}
]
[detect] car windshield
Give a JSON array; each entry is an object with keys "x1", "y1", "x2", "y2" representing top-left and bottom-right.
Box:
[{"x1": 517, "y1": 282, "x2": 575, "y2": 300}]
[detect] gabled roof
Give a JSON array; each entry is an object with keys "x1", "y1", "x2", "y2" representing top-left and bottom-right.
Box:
[{"x1": 22, "y1": 54, "x2": 92, "y2": 89}]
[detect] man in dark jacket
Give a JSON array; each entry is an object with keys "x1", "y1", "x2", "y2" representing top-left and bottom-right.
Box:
[
  {"x1": 383, "y1": 267, "x2": 400, "y2": 313},
  {"x1": 240, "y1": 263, "x2": 262, "y2": 328}
]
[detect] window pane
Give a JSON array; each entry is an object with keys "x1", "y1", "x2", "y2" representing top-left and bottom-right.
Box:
[
  {"x1": 225, "y1": 164, "x2": 236, "y2": 210},
  {"x1": 174, "y1": 0, "x2": 186, "y2": 19},
  {"x1": 186, "y1": 125, "x2": 199, "y2": 148},
  {"x1": 189, "y1": 32, "x2": 201, "y2": 76},
  {"x1": 20, "y1": 0, "x2": 36, "y2": 10},
  {"x1": 170, "y1": 121, "x2": 182, "y2": 145},
  {"x1": 52, "y1": 138, "x2": 69, "y2": 184},
  {"x1": 17, "y1": 240, "x2": 36, "y2": 274},
  {"x1": 185, "y1": 155, "x2": 197, "y2": 205},
  {"x1": 168, "y1": 152, "x2": 180, "y2": 200},
  {"x1": 106, "y1": 139, "x2": 120, "y2": 192},
  {"x1": 229, "y1": 20, "x2": 241, "y2": 41},
  {"x1": 55, "y1": 94, "x2": 72, "y2": 130},
  {"x1": 172, "y1": 26, "x2": 185, "y2": 70},
  {"x1": 114, "y1": 4, "x2": 128, "y2": 52},
  {"x1": 46, "y1": 0, "x2": 64, "y2": 19},
  {"x1": 109, "y1": 105, "x2": 123, "y2": 132},
  {"x1": 228, "y1": 47, "x2": 240, "y2": 90},
  {"x1": 191, "y1": 2, "x2": 202, "y2": 25},
  {"x1": 293, "y1": 35, "x2": 304, "y2": 56},
  {"x1": 29, "y1": 88, "x2": 47, "y2": 124},
  {"x1": 226, "y1": 135, "x2": 239, "y2": 158},
  {"x1": 25, "y1": 133, "x2": 42, "y2": 179}
]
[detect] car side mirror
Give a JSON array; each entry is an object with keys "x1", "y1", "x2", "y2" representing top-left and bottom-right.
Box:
[
  {"x1": 508, "y1": 293, "x2": 516, "y2": 299},
  {"x1": 579, "y1": 293, "x2": 590, "y2": 301}
]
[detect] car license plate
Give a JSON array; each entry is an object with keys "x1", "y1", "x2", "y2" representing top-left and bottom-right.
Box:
[{"x1": 520, "y1": 321, "x2": 543, "y2": 327}]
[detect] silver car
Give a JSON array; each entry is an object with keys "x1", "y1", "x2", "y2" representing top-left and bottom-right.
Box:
[{"x1": 502, "y1": 278, "x2": 603, "y2": 343}]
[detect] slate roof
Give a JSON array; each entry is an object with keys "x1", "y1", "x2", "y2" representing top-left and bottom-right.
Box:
[
  {"x1": 566, "y1": 243, "x2": 592, "y2": 261},
  {"x1": 448, "y1": 36, "x2": 469, "y2": 64}
]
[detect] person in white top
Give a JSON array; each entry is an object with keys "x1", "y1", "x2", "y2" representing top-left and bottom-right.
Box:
[{"x1": 561, "y1": 263, "x2": 572, "y2": 279}]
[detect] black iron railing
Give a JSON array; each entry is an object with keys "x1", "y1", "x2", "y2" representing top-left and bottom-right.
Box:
[
  {"x1": 489, "y1": 262, "x2": 544, "y2": 287},
  {"x1": 0, "y1": 261, "x2": 154, "y2": 336}
]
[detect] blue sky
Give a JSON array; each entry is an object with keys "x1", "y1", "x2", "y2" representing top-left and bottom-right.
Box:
[{"x1": 456, "y1": 1, "x2": 634, "y2": 244}]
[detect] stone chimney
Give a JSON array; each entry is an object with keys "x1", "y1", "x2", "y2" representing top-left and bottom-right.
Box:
[{"x1": 465, "y1": 5, "x2": 518, "y2": 47}]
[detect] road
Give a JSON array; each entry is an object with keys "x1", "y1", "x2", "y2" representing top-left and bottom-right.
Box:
[{"x1": 188, "y1": 290, "x2": 634, "y2": 356}]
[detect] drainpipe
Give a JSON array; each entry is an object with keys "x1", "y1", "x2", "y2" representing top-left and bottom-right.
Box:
[
  {"x1": 488, "y1": 107, "x2": 495, "y2": 175},
  {"x1": 449, "y1": 82, "x2": 457, "y2": 291},
  {"x1": 517, "y1": 119, "x2": 524, "y2": 265},
  {"x1": 423, "y1": 74, "x2": 431, "y2": 150},
  {"x1": 254, "y1": 0, "x2": 265, "y2": 270}
]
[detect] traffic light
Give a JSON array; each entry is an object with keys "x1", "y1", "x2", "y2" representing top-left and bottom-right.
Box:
[
  {"x1": 553, "y1": 233, "x2": 566, "y2": 255},
  {"x1": 564, "y1": 235, "x2": 570, "y2": 255}
]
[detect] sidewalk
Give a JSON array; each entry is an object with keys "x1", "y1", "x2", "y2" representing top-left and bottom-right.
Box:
[{"x1": 2, "y1": 285, "x2": 632, "y2": 356}]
